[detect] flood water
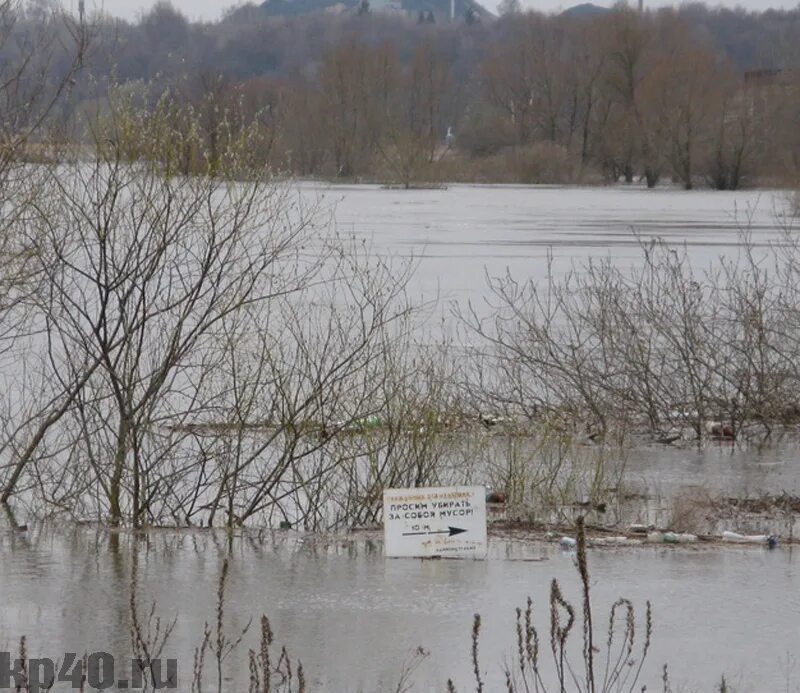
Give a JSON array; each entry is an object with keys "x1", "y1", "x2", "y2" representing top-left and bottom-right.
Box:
[
  {"x1": 314, "y1": 182, "x2": 800, "y2": 514},
  {"x1": 307, "y1": 183, "x2": 791, "y2": 307},
  {"x1": 2, "y1": 184, "x2": 799, "y2": 691},
  {"x1": 1, "y1": 526, "x2": 798, "y2": 692}
]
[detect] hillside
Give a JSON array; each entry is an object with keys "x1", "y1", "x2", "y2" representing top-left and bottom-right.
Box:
[{"x1": 560, "y1": 3, "x2": 609, "y2": 17}]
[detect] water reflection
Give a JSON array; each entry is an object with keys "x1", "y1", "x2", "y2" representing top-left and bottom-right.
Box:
[{"x1": 1, "y1": 524, "x2": 798, "y2": 691}]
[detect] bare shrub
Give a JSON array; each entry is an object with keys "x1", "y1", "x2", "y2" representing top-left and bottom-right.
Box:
[
  {"x1": 459, "y1": 231, "x2": 800, "y2": 445},
  {"x1": 666, "y1": 487, "x2": 713, "y2": 534},
  {"x1": 0, "y1": 89, "x2": 423, "y2": 528}
]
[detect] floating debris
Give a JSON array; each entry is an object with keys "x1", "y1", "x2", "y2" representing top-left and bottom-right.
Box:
[
  {"x1": 485, "y1": 489, "x2": 507, "y2": 504},
  {"x1": 646, "y1": 531, "x2": 697, "y2": 544},
  {"x1": 629, "y1": 523, "x2": 651, "y2": 534},
  {"x1": 705, "y1": 421, "x2": 735, "y2": 440},
  {"x1": 721, "y1": 531, "x2": 769, "y2": 544},
  {"x1": 590, "y1": 536, "x2": 642, "y2": 546}
]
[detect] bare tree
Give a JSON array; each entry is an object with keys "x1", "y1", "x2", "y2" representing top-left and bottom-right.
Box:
[
  {"x1": 378, "y1": 39, "x2": 451, "y2": 188},
  {"x1": 1, "y1": 91, "x2": 319, "y2": 522},
  {"x1": 0, "y1": 0, "x2": 90, "y2": 174},
  {"x1": 0, "y1": 0, "x2": 91, "y2": 506}
]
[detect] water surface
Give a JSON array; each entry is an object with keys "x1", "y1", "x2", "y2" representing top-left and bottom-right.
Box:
[
  {"x1": 306, "y1": 183, "x2": 790, "y2": 307},
  {"x1": 1, "y1": 526, "x2": 797, "y2": 692}
]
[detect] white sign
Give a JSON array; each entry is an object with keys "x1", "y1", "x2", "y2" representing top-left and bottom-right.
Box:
[{"x1": 383, "y1": 485, "x2": 487, "y2": 559}]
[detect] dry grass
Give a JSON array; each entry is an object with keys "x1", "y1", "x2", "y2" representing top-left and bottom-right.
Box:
[
  {"x1": 666, "y1": 488, "x2": 714, "y2": 533},
  {"x1": 449, "y1": 517, "x2": 654, "y2": 693}
]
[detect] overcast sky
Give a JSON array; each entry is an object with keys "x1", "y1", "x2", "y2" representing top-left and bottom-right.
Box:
[{"x1": 82, "y1": 0, "x2": 800, "y2": 23}]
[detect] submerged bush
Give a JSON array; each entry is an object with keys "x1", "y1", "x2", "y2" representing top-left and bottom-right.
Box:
[{"x1": 459, "y1": 226, "x2": 800, "y2": 443}]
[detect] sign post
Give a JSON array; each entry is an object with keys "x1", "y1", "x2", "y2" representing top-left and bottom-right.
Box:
[{"x1": 383, "y1": 485, "x2": 488, "y2": 559}]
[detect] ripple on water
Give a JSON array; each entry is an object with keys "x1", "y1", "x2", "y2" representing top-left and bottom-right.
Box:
[{"x1": 0, "y1": 527, "x2": 798, "y2": 691}]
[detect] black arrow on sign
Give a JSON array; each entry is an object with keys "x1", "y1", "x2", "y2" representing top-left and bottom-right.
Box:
[{"x1": 402, "y1": 526, "x2": 467, "y2": 537}]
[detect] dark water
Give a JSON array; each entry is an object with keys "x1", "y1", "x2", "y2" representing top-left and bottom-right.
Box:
[{"x1": 1, "y1": 526, "x2": 798, "y2": 692}]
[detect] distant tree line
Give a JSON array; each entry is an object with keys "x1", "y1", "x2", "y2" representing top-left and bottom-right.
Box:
[{"x1": 12, "y1": 0, "x2": 800, "y2": 186}]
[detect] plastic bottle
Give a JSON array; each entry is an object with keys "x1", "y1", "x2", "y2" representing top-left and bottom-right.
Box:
[
  {"x1": 663, "y1": 532, "x2": 697, "y2": 543},
  {"x1": 721, "y1": 531, "x2": 768, "y2": 544},
  {"x1": 591, "y1": 536, "x2": 641, "y2": 546}
]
